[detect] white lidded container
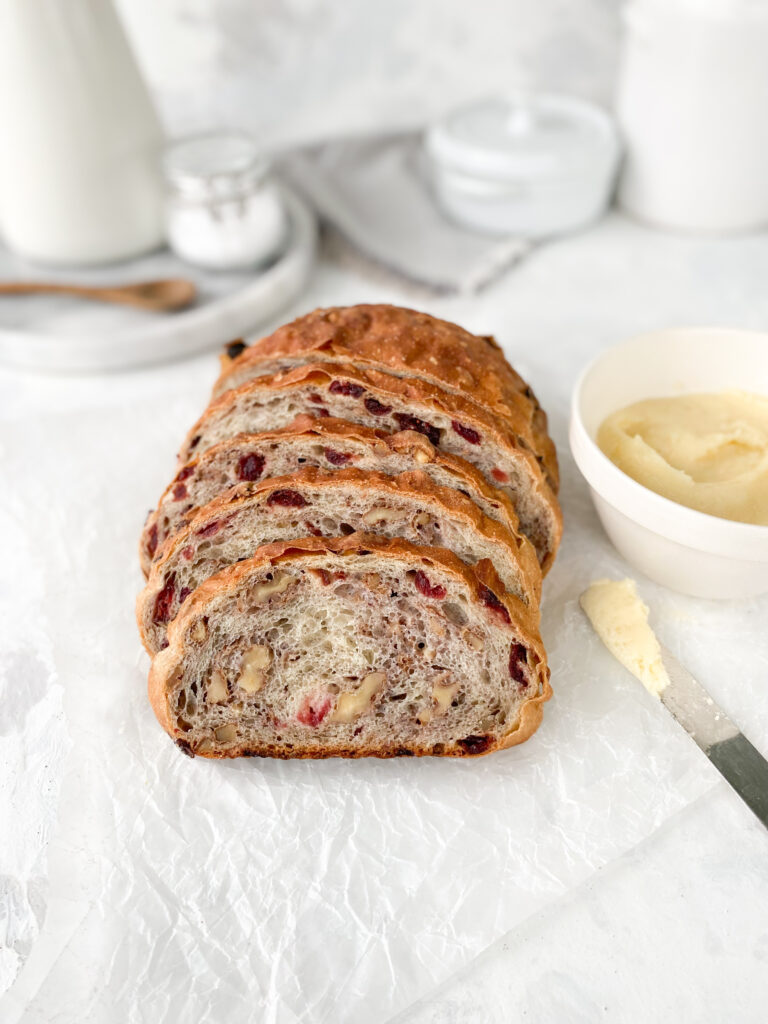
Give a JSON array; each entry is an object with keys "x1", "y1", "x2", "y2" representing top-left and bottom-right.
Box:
[
  {"x1": 424, "y1": 94, "x2": 620, "y2": 238},
  {"x1": 570, "y1": 328, "x2": 768, "y2": 600},
  {"x1": 163, "y1": 132, "x2": 287, "y2": 271},
  {"x1": 617, "y1": 0, "x2": 768, "y2": 232},
  {"x1": 0, "y1": 0, "x2": 164, "y2": 266}
]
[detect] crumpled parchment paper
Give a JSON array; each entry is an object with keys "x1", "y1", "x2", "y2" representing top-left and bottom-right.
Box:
[{"x1": 2, "y1": 391, "x2": 766, "y2": 1024}]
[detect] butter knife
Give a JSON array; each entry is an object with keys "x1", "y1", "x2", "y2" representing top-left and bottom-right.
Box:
[
  {"x1": 579, "y1": 579, "x2": 768, "y2": 830},
  {"x1": 657, "y1": 646, "x2": 768, "y2": 829}
]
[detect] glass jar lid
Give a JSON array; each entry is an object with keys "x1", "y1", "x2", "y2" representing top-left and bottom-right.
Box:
[
  {"x1": 163, "y1": 131, "x2": 270, "y2": 199},
  {"x1": 425, "y1": 93, "x2": 619, "y2": 183}
]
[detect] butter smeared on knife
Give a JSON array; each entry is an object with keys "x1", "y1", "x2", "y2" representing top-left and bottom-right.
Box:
[{"x1": 581, "y1": 578, "x2": 768, "y2": 830}]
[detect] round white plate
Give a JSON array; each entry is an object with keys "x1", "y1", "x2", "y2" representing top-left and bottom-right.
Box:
[{"x1": 0, "y1": 186, "x2": 316, "y2": 373}]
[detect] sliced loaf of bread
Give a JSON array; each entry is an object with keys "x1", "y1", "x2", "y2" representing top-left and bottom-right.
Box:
[
  {"x1": 177, "y1": 363, "x2": 562, "y2": 570},
  {"x1": 140, "y1": 416, "x2": 526, "y2": 576},
  {"x1": 137, "y1": 466, "x2": 542, "y2": 654},
  {"x1": 149, "y1": 536, "x2": 551, "y2": 759},
  {"x1": 213, "y1": 305, "x2": 556, "y2": 487}
]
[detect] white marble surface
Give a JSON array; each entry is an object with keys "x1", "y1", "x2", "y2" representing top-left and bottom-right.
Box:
[
  {"x1": 115, "y1": 0, "x2": 620, "y2": 147},
  {"x1": 2, "y1": 214, "x2": 768, "y2": 1021}
]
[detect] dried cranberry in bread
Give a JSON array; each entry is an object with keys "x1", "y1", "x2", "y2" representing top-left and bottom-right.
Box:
[
  {"x1": 140, "y1": 416, "x2": 527, "y2": 577},
  {"x1": 137, "y1": 466, "x2": 542, "y2": 654},
  {"x1": 149, "y1": 536, "x2": 551, "y2": 759},
  {"x1": 212, "y1": 304, "x2": 557, "y2": 490},
  {"x1": 177, "y1": 364, "x2": 562, "y2": 570}
]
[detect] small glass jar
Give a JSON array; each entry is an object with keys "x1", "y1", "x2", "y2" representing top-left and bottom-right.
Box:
[
  {"x1": 424, "y1": 94, "x2": 620, "y2": 238},
  {"x1": 163, "y1": 132, "x2": 287, "y2": 270}
]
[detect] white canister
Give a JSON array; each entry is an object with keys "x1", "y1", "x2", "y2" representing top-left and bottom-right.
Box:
[
  {"x1": 424, "y1": 94, "x2": 620, "y2": 238},
  {"x1": 0, "y1": 0, "x2": 164, "y2": 266},
  {"x1": 616, "y1": 0, "x2": 768, "y2": 233}
]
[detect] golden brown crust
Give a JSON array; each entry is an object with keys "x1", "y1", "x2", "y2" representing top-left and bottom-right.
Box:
[
  {"x1": 212, "y1": 305, "x2": 558, "y2": 490},
  {"x1": 139, "y1": 415, "x2": 527, "y2": 577},
  {"x1": 168, "y1": 733, "x2": 548, "y2": 759},
  {"x1": 214, "y1": 305, "x2": 528, "y2": 401},
  {"x1": 178, "y1": 362, "x2": 563, "y2": 570},
  {"x1": 144, "y1": 306, "x2": 560, "y2": 762},
  {"x1": 149, "y1": 535, "x2": 551, "y2": 758},
  {"x1": 141, "y1": 459, "x2": 541, "y2": 610},
  {"x1": 148, "y1": 644, "x2": 177, "y2": 738},
  {"x1": 137, "y1": 463, "x2": 544, "y2": 653},
  {"x1": 186, "y1": 363, "x2": 538, "y2": 466}
]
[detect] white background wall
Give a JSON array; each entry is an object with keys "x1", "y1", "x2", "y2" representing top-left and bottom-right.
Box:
[{"x1": 116, "y1": 0, "x2": 621, "y2": 149}]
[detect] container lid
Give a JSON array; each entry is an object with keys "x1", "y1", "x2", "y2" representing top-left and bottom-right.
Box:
[
  {"x1": 425, "y1": 93, "x2": 619, "y2": 182},
  {"x1": 163, "y1": 131, "x2": 269, "y2": 198}
]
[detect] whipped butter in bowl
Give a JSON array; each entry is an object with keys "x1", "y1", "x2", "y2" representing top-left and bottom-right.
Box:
[
  {"x1": 570, "y1": 328, "x2": 768, "y2": 599},
  {"x1": 597, "y1": 391, "x2": 768, "y2": 526}
]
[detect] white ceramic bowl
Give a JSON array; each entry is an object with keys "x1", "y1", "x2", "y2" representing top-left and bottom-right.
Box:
[{"x1": 570, "y1": 327, "x2": 768, "y2": 599}]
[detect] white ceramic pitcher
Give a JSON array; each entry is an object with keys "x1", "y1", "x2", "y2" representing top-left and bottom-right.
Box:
[{"x1": 0, "y1": 0, "x2": 165, "y2": 265}]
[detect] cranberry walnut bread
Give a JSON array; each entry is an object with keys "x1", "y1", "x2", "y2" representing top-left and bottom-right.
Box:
[
  {"x1": 149, "y1": 537, "x2": 551, "y2": 759},
  {"x1": 140, "y1": 416, "x2": 529, "y2": 577},
  {"x1": 137, "y1": 466, "x2": 542, "y2": 654},
  {"x1": 139, "y1": 302, "x2": 560, "y2": 758},
  {"x1": 177, "y1": 363, "x2": 562, "y2": 570},
  {"x1": 213, "y1": 305, "x2": 557, "y2": 490}
]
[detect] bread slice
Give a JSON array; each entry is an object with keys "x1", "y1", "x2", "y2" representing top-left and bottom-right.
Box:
[
  {"x1": 137, "y1": 466, "x2": 542, "y2": 654},
  {"x1": 148, "y1": 536, "x2": 551, "y2": 759},
  {"x1": 140, "y1": 416, "x2": 527, "y2": 577},
  {"x1": 213, "y1": 304, "x2": 557, "y2": 490},
  {"x1": 177, "y1": 363, "x2": 562, "y2": 570}
]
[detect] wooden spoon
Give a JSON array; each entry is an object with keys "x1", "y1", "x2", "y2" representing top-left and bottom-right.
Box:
[{"x1": 0, "y1": 277, "x2": 197, "y2": 312}]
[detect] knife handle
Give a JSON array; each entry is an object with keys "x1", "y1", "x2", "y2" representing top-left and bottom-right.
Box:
[{"x1": 708, "y1": 733, "x2": 768, "y2": 829}]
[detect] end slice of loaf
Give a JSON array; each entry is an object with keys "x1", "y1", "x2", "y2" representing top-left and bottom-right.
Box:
[
  {"x1": 137, "y1": 466, "x2": 542, "y2": 654},
  {"x1": 140, "y1": 416, "x2": 526, "y2": 576},
  {"x1": 212, "y1": 304, "x2": 556, "y2": 488},
  {"x1": 176, "y1": 363, "x2": 562, "y2": 570},
  {"x1": 149, "y1": 536, "x2": 551, "y2": 759}
]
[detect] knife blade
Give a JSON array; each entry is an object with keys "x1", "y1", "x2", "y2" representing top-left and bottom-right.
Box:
[
  {"x1": 579, "y1": 578, "x2": 768, "y2": 831},
  {"x1": 658, "y1": 645, "x2": 768, "y2": 829}
]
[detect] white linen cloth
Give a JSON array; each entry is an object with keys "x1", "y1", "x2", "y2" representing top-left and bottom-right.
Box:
[{"x1": 280, "y1": 133, "x2": 531, "y2": 294}]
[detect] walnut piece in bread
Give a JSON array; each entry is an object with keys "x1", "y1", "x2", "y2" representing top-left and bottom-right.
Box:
[
  {"x1": 137, "y1": 466, "x2": 542, "y2": 654},
  {"x1": 150, "y1": 537, "x2": 551, "y2": 759}
]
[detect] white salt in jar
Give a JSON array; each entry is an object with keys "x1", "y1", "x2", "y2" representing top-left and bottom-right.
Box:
[
  {"x1": 163, "y1": 132, "x2": 287, "y2": 270},
  {"x1": 424, "y1": 94, "x2": 620, "y2": 238}
]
